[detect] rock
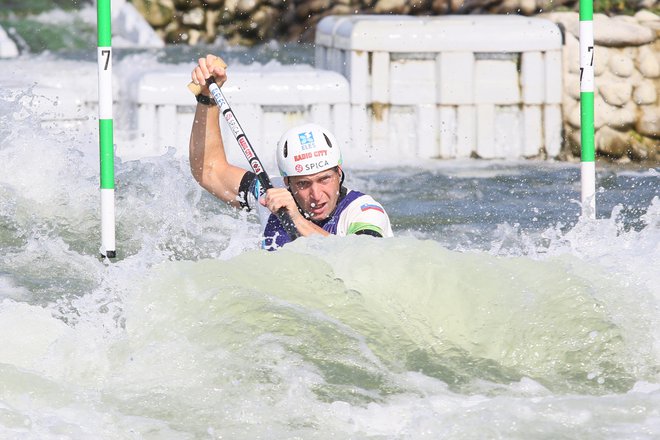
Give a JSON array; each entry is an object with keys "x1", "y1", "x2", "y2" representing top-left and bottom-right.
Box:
[
  {"x1": 612, "y1": 15, "x2": 638, "y2": 25},
  {"x1": 224, "y1": 0, "x2": 239, "y2": 15},
  {"x1": 566, "y1": 127, "x2": 582, "y2": 156},
  {"x1": 165, "y1": 24, "x2": 189, "y2": 43},
  {"x1": 373, "y1": 0, "x2": 408, "y2": 13},
  {"x1": 182, "y1": 7, "x2": 205, "y2": 27},
  {"x1": 410, "y1": 0, "x2": 430, "y2": 12},
  {"x1": 594, "y1": 45, "x2": 610, "y2": 77},
  {"x1": 536, "y1": 0, "x2": 556, "y2": 12},
  {"x1": 521, "y1": 0, "x2": 537, "y2": 15},
  {"x1": 636, "y1": 105, "x2": 660, "y2": 138},
  {"x1": 634, "y1": 10, "x2": 660, "y2": 23},
  {"x1": 599, "y1": 81, "x2": 633, "y2": 107},
  {"x1": 174, "y1": 0, "x2": 201, "y2": 8},
  {"x1": 330, "y1": 4, "x2": 354, "y2": 14},
  {"x1": 641, "y1": 21, "x2": 660, "y2": 39},
  {"x1": 567, "y1": 102, "x2": 581, "y2": 129},
  {"x1": 595, "y1": 125, "x2": 630, "y2": 158},
  {"x1": 565, "y1": 94, "x2": 633, "y2": 131},
  {"x1": 251, "y1": 6, "x2": 280, "y2": 41},
  {"x1": 543, "y1": 13, "x2": 656, "y2": 47},
  {"x1": 489, "y1": 0, "x2": 518, "y2": 13},
  {"x1": 297, "y1": 0, "x2": 332, "y2": 18},
  {"x1": 598, "y1": 98, "x2": 636, "y2": 129},
  {"x1": 637, "y1": 45, "x2": 660, "y2": 78},
  {"x1": 633, "y1": 79, "x2": 658, "y2": 105},
  {"x1": 450, "y1": 0, "x2": 465, "y2": 13},
  {"x1": 237, "y1": 0, "x2": 259, "y2": 15},
  {"x1": 539, "y1": 12, "x2": 578, "y2": 37},
  {"x1": 608, "y1": 50, "x2": 635, "y2": 77},
  {"x1": 563, "y1": 93, "x2": 578, "y2": 114},
  {"x1": 205, "y1": 9, "x2": 221, "y2": 36},
  {"x1": 432, "y1": 0, "x2": 450, "y2": 13},
  {"x1": 564, "y1": 32, "x2": 580, "y2": 75},
  {"x1": 132, "y1": 0, "x2": 176, "y2": 28},
  {"x1": 594, "y1": 13, "x2": 656, "y2": 47},
  {"x1": 628, "y1": 131, "x2": 657, "y2": 161}
]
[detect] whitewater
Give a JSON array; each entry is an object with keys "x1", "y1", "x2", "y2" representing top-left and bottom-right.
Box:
[{"x1": 1, "y1": 4, "x2": 659, "y2": 440}]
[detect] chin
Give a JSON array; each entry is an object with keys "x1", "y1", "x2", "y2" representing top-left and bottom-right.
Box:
[{"x1": 308, "y1": 209, "x2": 330, "y2": 221}]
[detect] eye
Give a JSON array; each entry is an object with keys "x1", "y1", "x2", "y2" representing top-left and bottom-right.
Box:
[{"x1": 295, "y1": 181, "x2": 310, "y2": 190}]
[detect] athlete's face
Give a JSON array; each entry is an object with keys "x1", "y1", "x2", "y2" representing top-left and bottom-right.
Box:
[{"x1": 286, "y1": 167, "x2": 342, "y2": 221}]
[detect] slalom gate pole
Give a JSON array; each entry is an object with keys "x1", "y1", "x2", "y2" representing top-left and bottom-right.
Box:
[
  {"x1": 206, "y1": 79, "x2": 300, "y2": 240},
  {"x1": 97, "y1": 0, "x2": 116, "y2": 258},
  {"x1": 579, "y1": 0, "x2": 596, "y2": 219}
]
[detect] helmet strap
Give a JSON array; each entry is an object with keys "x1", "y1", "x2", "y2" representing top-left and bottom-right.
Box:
[{"x1": 338, "y1": 166, "x2": 345, "y2": 187}]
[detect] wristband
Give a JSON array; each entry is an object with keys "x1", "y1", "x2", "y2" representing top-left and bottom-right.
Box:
[{"x1": 196, "y1": 93, "x2": 214, "y2": 106}]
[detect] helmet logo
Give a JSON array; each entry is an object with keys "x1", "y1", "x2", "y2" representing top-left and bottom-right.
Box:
[
  {"x1": 298, "y1": 131, "x2": 316, "y2": 150},
  {"x1": 295, "y1": 164, "x2": 303, "y2": 173}
]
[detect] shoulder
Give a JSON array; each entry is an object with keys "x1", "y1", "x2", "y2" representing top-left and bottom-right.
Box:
[
  {"x1": 338, "y1": 191, "x2": 393, "y2": 237},
  {"x1": 343, "y1": 191, "x2": 386, "y2": 213}
]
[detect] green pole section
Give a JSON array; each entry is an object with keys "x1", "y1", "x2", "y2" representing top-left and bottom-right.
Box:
[
  {"x1": 99, "y1": 119, "x2": 115, "y2": 189},
  {"x1": 98, "y1": 0, "x2": 111, "y2": 47},
  {"x1": 580, "y1": 92, "x2": 595, "y2": 162},
  {"x1": 579, "y1": 0, "x2": 593, "y2": 21}
]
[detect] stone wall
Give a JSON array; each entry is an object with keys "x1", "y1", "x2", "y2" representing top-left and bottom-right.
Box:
[
  {"x1": 543, "y1": 11, "x2": 659, "y2": 162},
  {"x1": 130, "y1": 0, "x2": 586, "y2": 46},
  {"x1": 130, "y1": 0, "x2": 659, "y2": 162}
]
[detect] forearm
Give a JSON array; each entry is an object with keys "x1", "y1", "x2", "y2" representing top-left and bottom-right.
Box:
[
  {"x1": 189, "y1": 103, "x2": 221, "y2": 183},
  {"x1": 189, "y1": 103, "x2": 245, "y2": 206},
  {"x1": 291, "y1": 214, "x2": 331, "y2": 238}
]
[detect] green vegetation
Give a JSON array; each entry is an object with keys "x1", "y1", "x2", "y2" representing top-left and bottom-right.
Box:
[
  {"x1": 0, "y1": 17, "x2": 94, "y2": 52},
  {"x1": 0, "y1": 0, "x2": 91, "y2": 17},
  {"x1": 593, "y1": 0, "x2": 653, "y2": 15}
]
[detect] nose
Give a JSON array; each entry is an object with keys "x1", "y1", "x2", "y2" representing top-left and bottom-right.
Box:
[{"x1": 309, "y1": 182, "x2": 323, "y2": 201}]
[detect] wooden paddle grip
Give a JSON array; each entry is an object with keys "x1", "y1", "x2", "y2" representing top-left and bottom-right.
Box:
[{"x1": 187, "y1": 56, "x2": 228, "y2": 95}]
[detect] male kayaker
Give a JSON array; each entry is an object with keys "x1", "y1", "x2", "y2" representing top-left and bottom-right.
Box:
[{"x1": 189, "y1": 54, "x2": 393, "y2": 249}]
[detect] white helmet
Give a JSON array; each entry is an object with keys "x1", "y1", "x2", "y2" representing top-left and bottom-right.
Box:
[{"x1": 276, "y1": 123, "x2": 342, "y2": 177}]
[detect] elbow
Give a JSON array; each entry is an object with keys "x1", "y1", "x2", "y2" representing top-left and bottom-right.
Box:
[{"x1": 190, "y1": 163, "x2": 205, "y2": 187}]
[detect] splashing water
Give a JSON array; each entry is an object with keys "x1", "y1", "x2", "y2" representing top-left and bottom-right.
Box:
[{"x1": 0, "y1": 8, "x2": 659, "y2": 438}]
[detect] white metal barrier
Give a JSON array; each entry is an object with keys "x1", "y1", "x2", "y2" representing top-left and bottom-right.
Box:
[
  {"x1": 7, "y1": 15, "x2": 565, "y2": 163},
  {"x1": 123, "y1": 65, "x2": 350, "y2": 168},
  {"x1": 315, "y1": 15, "x2": 563, "y2": 159}
]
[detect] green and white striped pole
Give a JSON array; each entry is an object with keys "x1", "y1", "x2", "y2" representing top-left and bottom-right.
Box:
[
  {"x1": 579, "y1": 1, "x2": 596, "y2": 219},
  {"x1": 98, "y1": 0, "x2": 116, "y2": 258}
]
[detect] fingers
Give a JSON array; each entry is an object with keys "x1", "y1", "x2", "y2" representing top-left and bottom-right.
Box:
[
  {"x1": 261, "y1": 188, "x2": 299, "y2": 217},
  {"x1": 191, "y1": 54, "x2": 227, "y2": 92}
]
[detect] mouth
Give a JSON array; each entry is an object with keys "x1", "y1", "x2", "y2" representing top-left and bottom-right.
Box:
[{"x1": 309, "y1": 202, "x2": 327, "y2": 217}]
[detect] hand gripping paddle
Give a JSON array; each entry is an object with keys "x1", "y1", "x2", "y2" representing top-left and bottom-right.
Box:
[{"x1": 188, "y1": 57, "x2": 300, "y2": 240}]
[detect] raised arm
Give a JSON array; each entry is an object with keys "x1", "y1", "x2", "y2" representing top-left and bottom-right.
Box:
[{"x1": 189, "y1": 55, "x2": 247, "y2": 208}]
